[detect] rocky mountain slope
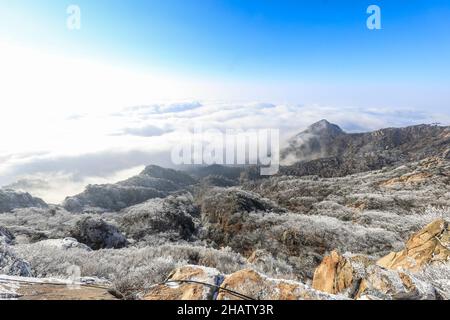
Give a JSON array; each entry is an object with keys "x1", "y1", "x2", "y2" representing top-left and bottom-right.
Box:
[
  {"x1": 0, "y1": 121, "x2": 449, "y2": 300},
  {"x1": 63, "y1": 165, "x2": 196, "y2": 213},
  {"x1": 0, "y1": 189, "x2": 47, "y2": 213},
  {"x1": 281, "y1": 120, "x2": 449, "y2": 177}
]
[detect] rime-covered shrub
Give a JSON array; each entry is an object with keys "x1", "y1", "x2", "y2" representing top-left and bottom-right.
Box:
[
  {"x1": 111, "y1": 257, "x2": 178, "y2": 299},
  {"x1": 62, "y1": 165, "x2": 197, "y2": 213},
  {"x1": 140, "y1": 165, "x2": 197, "y2": 186},
  {"x1": 199, "y1": 175, "x2": 238, "y2": 188},
  {"x1": 119, "y1": 194, "x2": 199, "y2": 244},
  {"x1": 310, "y1": 200, "x2": 355, "y2": 221},
  {"x1": 244, "y1": 157, "x2": 450, "y2": 217},
  {"x1": 0, "y1": 207, "x2": 87, "y2": 244},
  {"x1": 413, "y1": 207, "x2": 450, "y2": 227},
  {"x1": 354, "y1": 207, "x2": 450, "y2": 240},
  {"x1": 14, "y1": 242, "x2": 294, "y2": 298}
]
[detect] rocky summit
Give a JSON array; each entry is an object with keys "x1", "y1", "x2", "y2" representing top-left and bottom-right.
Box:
[{"x1": 0, "y1": 121, "x2": 449, "y2": 300}]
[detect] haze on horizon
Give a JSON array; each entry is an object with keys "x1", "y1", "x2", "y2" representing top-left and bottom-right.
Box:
[{"x1": 0, "y1": 0, "x2": 449, "y2": 203}]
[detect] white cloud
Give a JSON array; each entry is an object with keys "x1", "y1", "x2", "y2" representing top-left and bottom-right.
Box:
[{"x1": 2, "y1": 100, "x2": 447, "y2": 203}]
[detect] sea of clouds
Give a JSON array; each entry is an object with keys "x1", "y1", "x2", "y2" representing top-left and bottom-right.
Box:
[{"x1": 0, "y1": 100, "x2": 448, "y2": 203}]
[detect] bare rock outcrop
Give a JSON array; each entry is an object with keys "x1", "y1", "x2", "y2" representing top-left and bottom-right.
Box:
[
  {"x1": 0, "y1": 226, "x2": 15, "y2": 245},
  {"x1": 312, "y1": 220, "x2": 450, "y2": 299},
  {"x1": 377, "y1": 219, "x2": 450, "y2": 272},
  {"x1": 217, "y1": 269, "x2": 342, "y2": 300},
  {"x1": 311, "y1": 252, "x2": 438, "y2": 300},
  {"x1": 144, "y1": 265, "x2": 342, "y2": 300},
  {"x1": 356, "y1": 266, "x2": 436, "y2": 300},
  {"x1": 143, "y1": 265, "x2": 222, "y2": 300}
]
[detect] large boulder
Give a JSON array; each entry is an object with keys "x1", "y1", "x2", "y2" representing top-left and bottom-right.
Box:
[
  {"x1": 200, "y1": 188, "x2": 401, "y2": 279},
  {"x1": 311, "y1": 221, "x2": 450, "y2": 300},
  {"x1": 311, "y1": 250, "x2": 438, "y2": 300},
  {"x1": 217, "y1": 269, "x2": 343, "y2": 300},
  {"x1": 312, "y1": 250, "x2": 373, "y2": 296},
  {"x1": 200, "y1": 175, "x2": 238, "y2": 188},
  {"x1": 0, "y1": 189, "x2": 47, "y2": 213},
  {"x1": 377, "y1": 219, "x2": 450, "y2": 272},
  {"x1": 143, "y1": 265, "x2": 342, "y2": 301},
  {"x1": 70, "y1": 218, "x2": 128, "y2": 250},
  {"x1": 143, "y1": 265, "x2": 222, "y2": 300}
]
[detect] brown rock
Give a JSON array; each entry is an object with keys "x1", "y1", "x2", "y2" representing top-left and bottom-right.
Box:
[
  {"x1": 247, "y1": 249, "x2": 269, "y2": 264},
  {"x1": 355, "y1": 265, "x2": 435, "y2": 300},
  {"x1": 377, "y1": 219, "x2": 450, "y2": 272},
  {"x1": 312, "y1": 250, "x2": 373, "y2": 296},
  {"x1": 143, "y1": 265, "x2": 221, "y2": 300},
  {"x1": 0, "y1": 277, "x2": 116, "y2": 300},
  {"x1": 379, "y1": 172, "x2": 432, "y2": 188},
  {"x1": 217, "y1": 269, "x2": 342, "y2": 300},
  {"x1": 17, "y1": 283, "x2": 117, "y2": 300}
]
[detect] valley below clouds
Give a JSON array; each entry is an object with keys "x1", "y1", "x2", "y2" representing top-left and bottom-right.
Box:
[{"x1": 1, "y1": 101, "x2": 448, "y2": 204}]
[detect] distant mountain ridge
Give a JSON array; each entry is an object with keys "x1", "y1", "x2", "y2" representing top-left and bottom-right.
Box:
[
  {"x1": 280, "y1": 120, "x2": 449, "y2": 177},
  {"x1": 0, "y1": 189, "x2": 48, "y2": 213},
  {"x1": 2, "y1": 121, "x2": 448, "y2": 212}
]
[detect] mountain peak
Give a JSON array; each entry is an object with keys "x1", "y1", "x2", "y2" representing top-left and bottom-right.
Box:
[
  {"x1": 306, "y1": 120, "x2": 344, "y2": 135},
  {"x1": 281, "y1": 120, "x2": 346, "y2": 164}
]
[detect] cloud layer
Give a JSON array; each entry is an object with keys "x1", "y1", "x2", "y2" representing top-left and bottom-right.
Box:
[{"x1": 1, "y1": 100, "x2": 448, "y2": 203}]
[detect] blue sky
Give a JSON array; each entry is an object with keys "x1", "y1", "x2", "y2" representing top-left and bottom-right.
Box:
[{"x1": 2, "y1": 0, "x2": 450, "y2": 86}]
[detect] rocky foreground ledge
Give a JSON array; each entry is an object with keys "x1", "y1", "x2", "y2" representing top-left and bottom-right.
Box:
[
  {"x1": 312, "y1": 219, "x2": 450, "y2": 300},
  {"x1": 143, "y1": 219, "x2": 449, "y2": 300},
  {"x1": 0, "y1": 276, "x2": 116, "y2": 300},
  {"x1": 1, "y1": 219, "x2": 448, "y2": 300},
  {"x1": 144, "y1": 219, "x2": 449, "y2": 301}
]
